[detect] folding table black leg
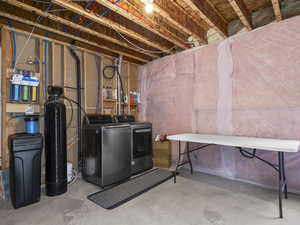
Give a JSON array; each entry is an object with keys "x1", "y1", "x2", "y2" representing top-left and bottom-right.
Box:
[
  {"x1": 281, "y1": 153, "x2": 288, "y2": 199},
  {"x1": 278, "y1": 152, "x2": 284, "y2": 219},
  {"x1": 174, "y1": 141, "x2": 182, "y2": 183},
  {"x1": 186, "y1": 142, "x2": 193, "y2": 175}
]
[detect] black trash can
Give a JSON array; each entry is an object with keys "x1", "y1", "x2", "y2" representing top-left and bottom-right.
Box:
[{"x1": 9, "y1": 133, "x2": 43, "y2": 209}]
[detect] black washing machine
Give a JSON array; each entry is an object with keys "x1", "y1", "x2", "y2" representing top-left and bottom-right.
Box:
[
  {"x1": 82, "y1": 115, "x2": 131, "y2": 187},
  {"x1": 114, "y1": 115, "x2": 153, "y2": 175}
]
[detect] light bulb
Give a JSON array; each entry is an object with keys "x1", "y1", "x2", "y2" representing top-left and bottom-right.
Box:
[{"x1": 145, "y1": 3, "x2": 153, "y2": 14}]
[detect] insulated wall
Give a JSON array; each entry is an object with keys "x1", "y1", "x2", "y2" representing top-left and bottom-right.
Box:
[{"x1": 139, "y1": 16, "x2": 300, "y2": 192}]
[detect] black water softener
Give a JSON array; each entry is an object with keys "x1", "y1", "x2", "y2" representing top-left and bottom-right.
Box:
[{"x1": 44, "y1": 86, "x2": 67, "y2": 196}]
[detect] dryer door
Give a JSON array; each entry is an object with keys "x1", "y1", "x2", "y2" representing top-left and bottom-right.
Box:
[{"x1": 132, "y1": 128, "x2": 152, "y2": 158}]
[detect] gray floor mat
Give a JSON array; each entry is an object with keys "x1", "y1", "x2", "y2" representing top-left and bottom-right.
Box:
[{"x1": 87, "y1": 168, "x2": 174, "y2": 209}]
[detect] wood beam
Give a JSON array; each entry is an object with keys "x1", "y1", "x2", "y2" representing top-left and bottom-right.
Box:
[
  {"x1": 93, "y1": 0, "x2": 188, "y2": 49},
  {"x1": 1, "y1": 28, "x2": 10, "y2": 169},
  {"x1": 4, "y1": 0, "x2": 159, "y2": 59},
  {"x1": 182, "y1": 0, "x2": 228, "y2": 38},
  {"x1": 52, "y1": 0, "x2": 176, "y2": 52},
  {"x1": 227, "y1": 0, "x2": 252, "y2": 30},
  {"x1": 271, "y1": 0, "x2": 282, "y2": 21},
  {"x1": 0, "y1": 12, "x2": 149, "y2": 63},
  {"x1": 0, "y1": 23, "x2": 141, "y2": 65},
  {"x1": 149, "y1": 0, "x2": 207, "y2": 44}
]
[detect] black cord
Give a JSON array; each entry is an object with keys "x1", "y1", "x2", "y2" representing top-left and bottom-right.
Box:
[
  {"x1": 63, "y1": 97, "x2": 73, "y2": 129},
  {"x1": 103, "y1": 65, "x2": 116, "y2": 80},
  {"x1": 103, "y1": 65, "x2": 125, "y2": 114},
  {"x1": 63, "y1": 96, "x2": 90, "y2": 125},
  {"x1": 64, "y1": 86, "x2": 84, "y2": 90}
]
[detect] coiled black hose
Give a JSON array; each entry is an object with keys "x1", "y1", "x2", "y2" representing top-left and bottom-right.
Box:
[{"x1": 103, "y1": 65, "x2": 125, "y2": 115}]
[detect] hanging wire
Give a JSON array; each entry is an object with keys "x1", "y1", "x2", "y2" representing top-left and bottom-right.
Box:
[
  {"x1": 23, "y1": 0, "x2": 181, "y2": 56},
  {"x1": 109, "y1": 25, "x2": 177, "y2": 54},
  {"x1": 13, "y1": 14, "x2": 42, "y2": 71},
  {"x1": 48, "y1": 8, "x2": 70, "y2": 13}
]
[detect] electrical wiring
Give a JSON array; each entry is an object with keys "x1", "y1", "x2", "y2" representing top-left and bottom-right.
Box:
[
  {"x1": 64, "y1": 86, "x2": 84, "y2": 90},
  {"x1": 110, "y1": 26, "x2": 177, "y2": 54},
  {"x1": 24, "y1": 0, "x2": 180, "y2": 55},
  {"x1": 64, "y1": 96, "x2": 74, "y2": 129},
  {"x1": 48, "y1": 8, "x2": 70, "y2": 13},
  {"x1": 13, "y1": 11, "x2": 46, "y2": 71},
  {"x1": 76, "y1": 0, "x2": 122, "y2": 34},
  {"x1": 62, "y1": 96, "x2": 90, "y2": 124},
  {"x1": 12, "y1": 2, "x2": 58, "y2": 70},
  {"x1": 83, "y1": 0, "x2": 94, "y2": 9}
]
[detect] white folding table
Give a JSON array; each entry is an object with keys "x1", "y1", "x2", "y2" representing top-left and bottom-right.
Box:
[{"x1": 167, "y1": 133, "x2": 300, "y2": 218}]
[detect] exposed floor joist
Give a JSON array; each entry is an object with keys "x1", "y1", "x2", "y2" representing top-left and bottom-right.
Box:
[
  {"x1": 4, "y1": 0, "x2": 159, "y2": 59},
  {"x1": 271, "y1": 0, "x2": 283, "y2": 21},
  {"x1": 52, "y1": 0, "x2": 174, "y2": 53},
  {"x1": 122, "y1": 0, "x2": 188, "y2": 46},
  {"x1": 182, "y1": 0, "x2": 228, "y2": 38},
  {"x1": 227, "y1": 0, "x2": 252, "y2": 30},
  {"x1": 0, "y1": 12, "x2": 149, "y2": 63},
  {"x1": 92, "y1": 0, "x2": 188, "y2": 49},
  {"x1": 146, "y1": 0, "x2": 207, "y2": 44}
]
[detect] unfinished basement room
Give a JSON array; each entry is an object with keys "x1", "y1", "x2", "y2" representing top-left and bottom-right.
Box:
[{"x1": 1, "y1": 0, "x2": 300, "y2": 224}]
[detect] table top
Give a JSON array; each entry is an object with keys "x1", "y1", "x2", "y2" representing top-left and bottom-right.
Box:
[{"x1": 167, "y1": 133, "x2": 300, "y2": 153}]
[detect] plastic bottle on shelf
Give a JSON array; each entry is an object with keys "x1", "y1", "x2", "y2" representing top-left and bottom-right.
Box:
[
  {"x1": 102, "y1": 86, "x2": 107, "y2": 99},
  {"x1": 136, "y1": 92, "x2": 141, "y2": 104},
  {"x1": 112, "y1": 87, "x2": 115, "y2": 100},
  {"x1": 129, "y1": 91, "x2": 134, "y2": 105},
  {"x1": 133, "y1": 91, "x2": 137, "y2": 104},
  {"x1": 108, "y1": 86, "x2": 112, "y2": 99},
  {"x1": 114, "y1": 88, "x2": 117, "y2": 100}
]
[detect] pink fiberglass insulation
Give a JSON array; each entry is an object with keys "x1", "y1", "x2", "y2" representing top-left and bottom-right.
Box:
[{"x1": 139, "y1": 15, "x2": 300, "y2": 192}]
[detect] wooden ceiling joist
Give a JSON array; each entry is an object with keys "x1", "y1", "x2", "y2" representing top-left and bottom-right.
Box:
[
  {"x1": 227, "y1": 0, "x2": 252, "y2": 30},
  {"x1": 0, "y1": 12, "x2": 149, "y2": 63},
  {"x1": 271, "y1": 0, "x2": 282, "y2": 21},
  {"x1": 149, "y1": 0, "x2": 207, "y2": 44},
  {"x1": 4, "y1": 0, "x2": 159, "y2": 59},
  {"x1": 182, "y1": 0, "x2": 228, "y2": 38},
  {"x1": 52, "y1": 0, "x2": 173, "y2": 52},
  {"x1": 93, "y1": 0, "x2": 188, "y2": 49}
]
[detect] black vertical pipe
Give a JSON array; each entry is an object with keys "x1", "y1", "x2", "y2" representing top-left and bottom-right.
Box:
[{"x1": 69, "y1": 47, "x2": 82, "y2": 171}]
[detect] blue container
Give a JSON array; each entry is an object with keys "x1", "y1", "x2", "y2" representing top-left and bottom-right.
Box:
[
  {"x1": 24, "y1": 116, "x2": 39, "y2": 134},
  {"x1": 13, "y1": 84, "x2": 20, "y2": 101}
]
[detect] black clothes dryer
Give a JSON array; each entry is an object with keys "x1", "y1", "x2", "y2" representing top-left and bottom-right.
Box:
[{"x1": 114, "y1": 115, "x2": 153, "y2": 175}]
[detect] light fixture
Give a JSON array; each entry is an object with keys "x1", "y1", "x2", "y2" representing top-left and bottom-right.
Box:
[{"x1": 145, "y1": 3, "x2": 153, "y2": 14}]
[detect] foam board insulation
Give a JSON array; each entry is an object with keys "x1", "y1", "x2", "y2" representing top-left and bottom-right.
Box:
[{"x1": 139, "y1": 15, "x2": 300, "y2": 192}]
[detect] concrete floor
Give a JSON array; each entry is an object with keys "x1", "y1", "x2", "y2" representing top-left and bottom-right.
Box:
[{"x1": 1, "y1": 169, "x2": 300, "y2": 225}]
